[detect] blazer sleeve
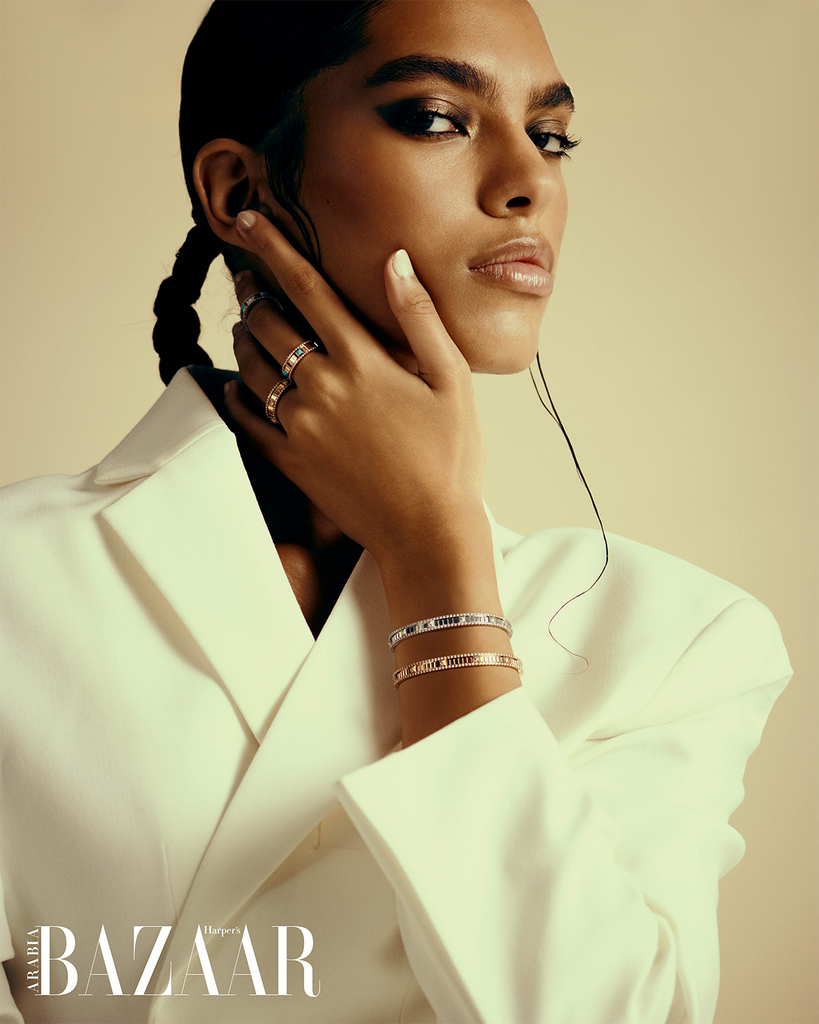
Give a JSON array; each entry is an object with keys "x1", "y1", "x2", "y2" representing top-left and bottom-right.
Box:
[
  {"x1": 0, "y1": 878, "x2": 24, "y2": 1024},
  {"x1": 0, "y1": 973, "x2": 23, "y2": 1024},
  {"x1": 336, "y1": 596, "x2": 791, "y2": 1024}
]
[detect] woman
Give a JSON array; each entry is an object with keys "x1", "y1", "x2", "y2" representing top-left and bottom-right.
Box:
[{"x1": 0, "y1": 2, "x2": 793, "y2": 1023}]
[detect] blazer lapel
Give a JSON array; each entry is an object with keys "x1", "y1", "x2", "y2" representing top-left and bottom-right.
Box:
[
  {"x1": 161, "y1": 547, "x2": 399, "y2": 944},
  {"x1": 95, "y1": 371, "x2": 401, "y2": 989},
  {"x1": 97, "y1": 370, "x2": 315, "y2": 743},
  {"x1": 96, "y1": 371, "x2": 515, "y2": 999}
]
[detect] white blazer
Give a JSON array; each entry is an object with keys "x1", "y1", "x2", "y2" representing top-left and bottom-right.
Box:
[{"x1": 0, "y1": 369, "x2": 791, "y2": 1024}]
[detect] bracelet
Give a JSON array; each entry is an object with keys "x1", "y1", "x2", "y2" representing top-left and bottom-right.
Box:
[
  {"x1": 388, "y1": 612, "x2": 513, "y2": 653},
  {"x1": 393, "y1": 652, "x2": 523, "y2": 688}
]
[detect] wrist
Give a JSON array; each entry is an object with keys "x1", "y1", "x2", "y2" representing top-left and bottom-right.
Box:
[
  {"x1": 393, "y1": 624, "x2": 520, "y2": 747},
  {"x1": 374, "y1": 500, "x2": 492, "y2": 577},
  {"x1": 375, "y1": 514, "x2": 501, "y2": 630}
]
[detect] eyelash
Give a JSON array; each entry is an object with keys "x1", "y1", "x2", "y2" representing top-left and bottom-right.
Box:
[{"x1": 390, "y1": 104, "x2": 580, "y2": 159}]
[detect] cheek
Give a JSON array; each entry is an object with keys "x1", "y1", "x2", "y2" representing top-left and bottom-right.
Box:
[
  {"x1": 303, "y1": 131, "x2": 458, "y2": 233},
  {"x1": 299, "y1": 141, "x2": 468, "y2": 324},
  {"x1": 298, "y1": 142, "x2": 562, "y2": 373}
]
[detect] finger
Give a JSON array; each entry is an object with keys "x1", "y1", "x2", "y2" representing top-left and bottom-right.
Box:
[
  {"x1": 232, "y1": 322, "x2": 283, "y2": 404},
  {"x1": 223, "y1": 380, "x2": 292, "y2": 451},
  {"x1": 234, "y1": 271, "x2": 309, "y2": 365},
  {"x1": 235, "y1": 269, "x2": 285, "y2": 327},
  {"x1": 384, "y1": 249, "x2": 468, "y2": 387},
  {"x1": 235, "y1": 211, "x2": 375, "y2": 358}
]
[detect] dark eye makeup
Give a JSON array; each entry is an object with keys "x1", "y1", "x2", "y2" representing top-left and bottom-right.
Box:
[{"x1": 380, "y1": 99, "x2": 580, "y2": 158}]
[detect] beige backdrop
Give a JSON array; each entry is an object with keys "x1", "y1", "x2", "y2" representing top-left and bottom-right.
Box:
[{"x1": 0, "y1": 2, "x2": 816, "y2": 1022}]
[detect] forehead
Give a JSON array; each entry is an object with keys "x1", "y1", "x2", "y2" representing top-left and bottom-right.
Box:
[{"x1": 348, "y1": 0, "x2": 561, "y2": 93}]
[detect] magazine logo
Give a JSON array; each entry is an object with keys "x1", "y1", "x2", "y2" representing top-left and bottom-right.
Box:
[{"x1": 26, "y1": 924, "x2": 320, "y2": 997}]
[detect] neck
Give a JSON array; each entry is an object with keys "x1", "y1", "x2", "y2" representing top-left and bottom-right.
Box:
[
  {"x1": 238, "y1": 438, "x2": 362, "y2": 636},
  {"x1": 236, "y1": 439, "x2": 331, "y2": 545}
]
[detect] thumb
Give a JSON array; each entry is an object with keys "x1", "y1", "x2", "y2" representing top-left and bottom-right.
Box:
[{"x1": 384, "y1": 249, "x2": 466, "y2": 385}]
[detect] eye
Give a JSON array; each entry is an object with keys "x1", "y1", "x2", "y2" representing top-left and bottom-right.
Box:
[
  {"x1": 381, "y1": 101, "x2": 467, "y2": 139},
  {"x1": 416, "y1": 112, "x2": 460, "y2": 134},
  {"x1": 529, "y1": 129, "x2": 580, "y2": 159}
]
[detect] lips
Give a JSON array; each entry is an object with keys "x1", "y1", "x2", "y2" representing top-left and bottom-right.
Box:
[{"x1": 469, "y1": 237, "x2": 554, "y2": 297}]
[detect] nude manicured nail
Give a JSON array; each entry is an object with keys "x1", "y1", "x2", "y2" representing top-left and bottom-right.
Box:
[
  {"x1": 233, "y1": 270, "x2": 251, "y2": 286},
  {"x1": 393, "y1": 249, "x2": 414, "y2": 278},
  {"x1": 237, "y1": 210, "x2": 257, "y2": 231}
]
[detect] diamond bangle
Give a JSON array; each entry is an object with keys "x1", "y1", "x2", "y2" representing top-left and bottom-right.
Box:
[{"x1": 388, "y1": 612, "x2": 512, "y2": 653}]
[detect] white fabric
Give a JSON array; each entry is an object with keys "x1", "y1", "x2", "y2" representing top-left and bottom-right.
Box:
[{"x1": 0, "y1": 369, "x2": 791, "y2": 1024}]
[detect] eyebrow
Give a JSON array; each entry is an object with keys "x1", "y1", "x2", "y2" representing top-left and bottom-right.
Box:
[{"x1": 363, "y1": 55, "x2": 575, "y2": 113}]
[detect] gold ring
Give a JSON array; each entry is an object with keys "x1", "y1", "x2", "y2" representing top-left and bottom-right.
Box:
[
  {"x1": 264, "y1": 378, "x2": 292, "y2": 425},
  {"x1": 281, "y1": 340, "x2": 321, "y2": 382}
]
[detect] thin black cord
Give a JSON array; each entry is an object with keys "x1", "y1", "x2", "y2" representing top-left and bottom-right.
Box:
[{"x1": 528, "y1": 351, "x2": 609, "y2": 663}]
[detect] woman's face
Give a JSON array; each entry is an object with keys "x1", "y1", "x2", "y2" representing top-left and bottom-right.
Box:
[{"x1": 293, "y1": 0, "x2": 574, "y2": 374}]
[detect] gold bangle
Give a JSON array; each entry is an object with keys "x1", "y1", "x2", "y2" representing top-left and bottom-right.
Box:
[{"x1": 393, "y1": 652, "x2": 523, "y2": 689}]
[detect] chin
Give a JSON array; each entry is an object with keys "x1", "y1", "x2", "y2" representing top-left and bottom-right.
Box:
[
  {"x1": 467, "y1": 348, "x2": 539, "y2": 375},
  {"x1": 447, "y1": 306, "x2": 544, "y2": 375}
]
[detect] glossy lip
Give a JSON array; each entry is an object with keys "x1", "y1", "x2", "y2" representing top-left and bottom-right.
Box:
[{"x1": 468, "y1": 237, "x2": 554, "y2": 297}]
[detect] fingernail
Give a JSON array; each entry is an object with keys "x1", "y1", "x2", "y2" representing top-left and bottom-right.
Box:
[
  {"x1": 223, "y1": 381, "x2": 235, "y2": 397},
  {"x1": 237, "y1": 210, "x2": 257, "y2": 232},
  {"x1": 233, "y1": 270, "x2": 250, "y2": 286},
  {"x1": 392, "y1": 249, "x2": 414, "y2": 279}
]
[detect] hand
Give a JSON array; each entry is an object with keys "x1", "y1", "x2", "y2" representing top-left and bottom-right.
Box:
[
  {"x1": 227, "y1": 212, "x2": 521, "y2": 745},
  {"x1": 224, "y1": 212, "x2": 489, "y2": 571}
]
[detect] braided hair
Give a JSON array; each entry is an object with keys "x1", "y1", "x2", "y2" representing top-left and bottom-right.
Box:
[
  {"x1": 153, "y1": 0, "x2": 385, "y2": 385},
  {"x1": 153, "y1": 224, "x2": 220, "y2": 386}
]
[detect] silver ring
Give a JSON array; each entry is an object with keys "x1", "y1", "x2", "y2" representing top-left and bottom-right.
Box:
[
  {"x1": 264, "y1": 378, "x2": 293, "y2": 425},
  {"x1": 281, "y1": 340, "x2": 321, "y2": 381},
  {"x1": 240, "y1": 291, "x2": 283, "y2": 332}
]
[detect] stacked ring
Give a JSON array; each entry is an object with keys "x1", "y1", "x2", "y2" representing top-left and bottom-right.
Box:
[
  {"x1": 281, "y1": 340, "x2": 321, "y2": 381},
  {"x1": 240, "y1": 291, "x2": 283, "y2": 332},
  {"x1": 263, "y1": 342, "x2": 321, "y2": 425},
  {"x1": 265, "y1": 379, "x2": 292, "y2": 425}
]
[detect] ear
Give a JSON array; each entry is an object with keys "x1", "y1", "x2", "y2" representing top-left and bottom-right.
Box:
[{"x1": 192, "y1": 139, "x2": 275, "y2": 246}]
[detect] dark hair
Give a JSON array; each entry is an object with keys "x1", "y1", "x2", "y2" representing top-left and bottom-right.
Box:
[{"x1": 153, "y1": 0, "x2": 385, "y2": 385}]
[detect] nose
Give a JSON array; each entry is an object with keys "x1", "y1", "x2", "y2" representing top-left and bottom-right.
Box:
[{"x1": 478, "y1": 130, "x2": 562, "y2": 218}]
